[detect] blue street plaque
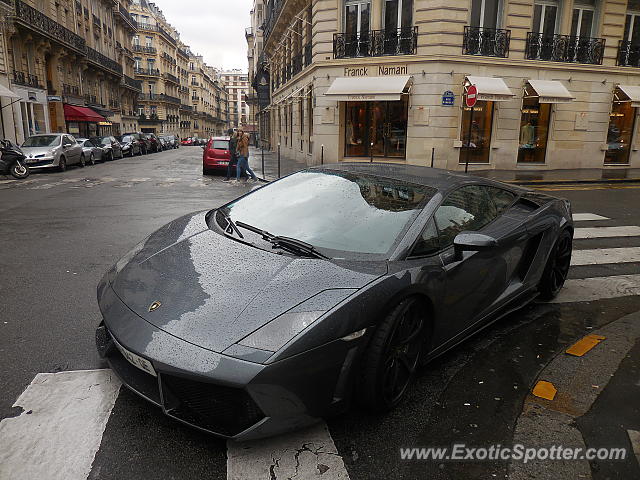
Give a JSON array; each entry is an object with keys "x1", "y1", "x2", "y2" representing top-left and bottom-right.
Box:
[{"x1": 442, "y1": 90, "x2": 455, "y2": 106}]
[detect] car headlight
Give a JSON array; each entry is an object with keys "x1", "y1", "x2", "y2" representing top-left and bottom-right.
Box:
[{"x1": 238, "y1": 311, "x2": 325, "y2": 352}]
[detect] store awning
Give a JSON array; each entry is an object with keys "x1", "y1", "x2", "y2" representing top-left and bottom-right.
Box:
[
  {"x1": 465, "y1": 76, "x2": 515, "y2": 102},
  {"x1": 615, "y1": 85, "x2": 640, "y2": 107},
  {"x1": 0, "y1": 84, "x2": 21, "y2": 99},
  {"x1": 325, "y1": 76, "x2": 412, "y2": 101},
  {"x1": 63, "y1": 104, "x2": 106, "y2": 123},
  {"x1": 527, "y1": 80, "x2": 574, "y2": 103}
]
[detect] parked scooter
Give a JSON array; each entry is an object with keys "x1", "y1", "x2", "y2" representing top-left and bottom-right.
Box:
[{"x1": 0, "y1": 139, "x2": 29, "y2": 179}]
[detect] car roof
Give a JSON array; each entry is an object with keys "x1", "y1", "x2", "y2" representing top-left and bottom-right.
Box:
[{"x1": 309, "y1": 163, "x2": 508, "y2": 193}]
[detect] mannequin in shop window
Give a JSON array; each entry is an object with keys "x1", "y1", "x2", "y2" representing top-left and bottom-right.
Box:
[{"x1": 520, "y1": 119, "x2": 536, "y2": 148}]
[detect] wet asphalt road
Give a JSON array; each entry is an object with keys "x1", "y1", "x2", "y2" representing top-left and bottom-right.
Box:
[{"x1": 0, "y1": 147, "x2": 639, "y2": 480}]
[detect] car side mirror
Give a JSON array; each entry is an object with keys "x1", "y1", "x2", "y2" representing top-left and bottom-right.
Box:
[{"x1": 453, "y1": 232, "x2": 498, "y2": 260}]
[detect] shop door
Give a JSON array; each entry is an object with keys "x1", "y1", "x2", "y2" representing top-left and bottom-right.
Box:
[{"x1": 345, "y1": 99, "x2": 408, "y2": 158}]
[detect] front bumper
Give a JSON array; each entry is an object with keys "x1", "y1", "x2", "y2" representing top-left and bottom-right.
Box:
[
  {"x1": 26, "y1": 158, "x2": 56, "y2": 168},
  {"x1": 97, "y1": 284, "x2": 357, "y2": 440}
]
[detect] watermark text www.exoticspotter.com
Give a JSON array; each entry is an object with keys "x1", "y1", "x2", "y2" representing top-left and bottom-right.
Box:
[{"x1": 400, "y1": 444, "x2": 627, "y2": 463}]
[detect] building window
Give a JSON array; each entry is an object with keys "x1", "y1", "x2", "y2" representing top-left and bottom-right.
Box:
[
  {"x1": 459, "y1": 101, "x2": 494, "y2": 164},
  {"x1": 307, "y1": 86, "x2": 313, "y2": 153},
  {"x1": 605, "y1": 89, "x2": 636, "y2": 165},
  {"x1": 624, "y1": 0, "x2": 640, "y2": 43},
  {"x1": 533, "y1": 0, "x2": 559, "y2": 36},
  {"x1": 471, "y1": 0, "x2": 503, "y2": 29},
  {"x1": 571, "y1": 0, "x2": 597, "y2": 37},
  {"x1": 133, "y1": 35, "x2": 140, "y2": 46},
  {"x1": 517, "y1": 87, "x2": 551, "y2": 164},
  {"x1": 345, "y1": 98, "x2": 408, "y2": 158},
  {"x1": 145, "y1": 36, "x2": 153, "y2": 47},
  {"x1": 344, "y1": 0, "x2": 371, "y2": 56},
  {"x1": 384, "y1": 0, "x2": 413, "y2": 31}
]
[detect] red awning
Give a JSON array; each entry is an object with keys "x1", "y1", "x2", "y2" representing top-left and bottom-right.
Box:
[{"x1": 63, "y1": 104, "x2": 106, "y2": 123}]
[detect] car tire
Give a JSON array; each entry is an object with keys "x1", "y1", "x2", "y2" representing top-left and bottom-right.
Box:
[
  {"x1": 79, "y1": 154, "x2": 86, "y2": 168},
  {"x1": 202, "y1": 167, "x2": 209, "y2": 175},
  {"x1": 58, "y1": 156, "x2": 67, "y2": 172},
  {"x1": 538, "y1": 228, "x2": 573, "y2": 301},
  {"x1": 89, "y1": 153, "x2": 95, "y2": 166},
  {"x1": 359, "y1": 297, "x2": 427, "y2": 413}
]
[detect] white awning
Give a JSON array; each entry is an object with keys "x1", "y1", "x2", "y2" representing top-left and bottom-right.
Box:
[
  {"x1": 325, "y1": 76, "x2": 412, "y2": 101},
  {"x1": 616, "y1": 85, "x2": 640, "y2": 107},
  {"x1": 465, "y1": 76, "x2": 515, "y2": 102},
  {"x1": 0, "y1": 83, "x2": 20, "y2": 100},
  {"x1": 527, "y1": 80, "x2": 574, "y2": 103}
]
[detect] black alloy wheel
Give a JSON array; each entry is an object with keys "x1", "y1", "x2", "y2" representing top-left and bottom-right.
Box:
[
  {"x1": 58, "y1": 157, "x2": 67, "y2": 172},
  {"x1": 539, "y1": 229, "x2": 573, "y2": 300},
  {"x1": 361, "y1": 297, "x2": 427, "y2": 412}
]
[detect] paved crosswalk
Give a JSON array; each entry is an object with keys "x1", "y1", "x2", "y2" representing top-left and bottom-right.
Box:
[{"x1": 1, "y1": 212, "x2": 639, "y2": 480}]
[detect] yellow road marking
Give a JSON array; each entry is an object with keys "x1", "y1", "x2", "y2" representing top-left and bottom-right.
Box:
[
  {"x1": 565, "y1": 334, "x2": 606, "y2": 357},
  {"x1": 533, "y1": 380, "x2": 557, "y2": 401}
]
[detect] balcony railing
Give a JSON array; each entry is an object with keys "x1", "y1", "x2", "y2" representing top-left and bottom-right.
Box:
[
  {"x1": 115, "y1": 2, "x2": 136, "y2": 31},
  {"x1": 12, "y1": 70, "x2": 43, "y2": 89},
  {"x1": 135, "y1": 67, "x2": 161, "y2": 76},
  {"x1": 123, "y1": 75, "x2": 142, "y2": 91},
  {"x1": 139, "y1": 93, "x2": 181, "y2": 104},
  {"x1": 525, "y1": 32, "x2": 605, "y2": 65},
  {"x1": 463, "y1": 26, "x2": 511, "y2": 57},
  {"x1": 133, "y1": 45, "x2": 157, "y2": 54},
  {"x1": 62, "y1": 84, "x2": 80, "y2": 96},
  {"x1": 164, "y1": 72, "x2": 179, "y2": 84},
  {"x1": 135, "y1": 21, "x2": 176, "y2": 46},
  {"x1": 333, "y1": 27, "x2": 418, "y2": 59},
  {"x1": 84, "y1": 94, "x2": 101, "y2": 106},
  {"x1": 86, "y1": 47, "x2": 123, "y2": 75},
  {"x1": 180, "y1": 104, "x2": 193, "y2": 111},
  {"x1": 617, "y1": 40, "x2": 640, "y2": 67},
  {"x1": 13, "y1": 0, "x2": 86, "y2": 54},
  {"x1": 161, "y1": 52, "x2": 177, "y2": 64},
  {"x1": 177, "y1": 47, "x2": 190, "y2": 59}
]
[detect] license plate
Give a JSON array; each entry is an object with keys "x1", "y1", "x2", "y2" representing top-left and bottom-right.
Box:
[{"x1": 112, "y1": 337, "x2": 157, "y2": 377}]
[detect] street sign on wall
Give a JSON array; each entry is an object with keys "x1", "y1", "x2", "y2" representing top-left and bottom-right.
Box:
[
  {"x1": 465, "y1": 85, "x2": 478, "y2": 108},
  {"x1": 442, "y1": 90, "x2": 455, "y2": 106}
]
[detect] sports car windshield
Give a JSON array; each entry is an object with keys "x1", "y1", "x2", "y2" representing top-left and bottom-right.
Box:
[{"x1": 218, "y1": 170, "x2": 436, "y2": 258}]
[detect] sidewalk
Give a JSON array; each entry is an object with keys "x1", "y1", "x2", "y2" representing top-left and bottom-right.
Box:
[
  {"x1": 248, "y1": 146, "x2": 308, "y2": 181},
  {"x1": 471, "y1": 167, "x2": 640, "y2": 185},
  {"x1": 248, "y1": 146, "x2": 640, "y2": 185}
]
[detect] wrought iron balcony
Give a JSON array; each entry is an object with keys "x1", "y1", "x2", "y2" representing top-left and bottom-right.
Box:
[
  {"x1": 115, "y1": 2, "x2": 136, "y2": 31},
  {"x1": 135, "y1": 67, "x2": 161, "y2": 76},
  {"x1": 525, "y1": 32, "x2": 605, "y2": 65},
  {"x1": 135, "y1": 21, "x2": 176, "y2": 46},
  {"x1": 133, "y1": 45, "x2": 157, "y2": 54},
  {"x1": 138, "y1": 93, "x2": 181, "y2": 104},
  {"x1": 463, "y1": 26, "x2": 511, "y2": 58},
  {"x1": 84, "y1": 94, "x2": 101, "y2": 106},
  {"x1": 177, "y1": 47, "x2": 190, "y2": 59},
  {"x1": 617, "y1": 40, "x2": 640, "y2": 67},
  {"x1": 123, "y1": 74, "x2": 142, "y2": 92},
  {"x1": 13, "y1": 0, "x2": 86, "y2": 54},
  {"x1": 87, "y1": 47, "x2": 123, "y2": 75},
  {"x1": 334, "y1": 27, "x2": 418, "y2": 59},
  {"x1": 163, "y1": 72, "x2": 180, "y2": 84},
  {"x1": 12, "y1": 70, "x2": 43, "y2": 89},
  {"x1": 62, "y1": 84, "x2": 81, "y2": 96}
]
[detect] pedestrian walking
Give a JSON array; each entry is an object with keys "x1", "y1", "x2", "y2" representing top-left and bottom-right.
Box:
[
  {"x1": 235, "y1": 128, "x2": 257, "y2": 183},
  {"x1": 223, "y1": 129, "x2": 238, "y2": 182}
]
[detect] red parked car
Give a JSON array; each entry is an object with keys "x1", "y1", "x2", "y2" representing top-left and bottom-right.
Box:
[
  {"x1": 202, "y1": 137, "x2": 231, "y2": 175},
  {"x1": 181, "y1": 137, "x2": 194, "y2": 146}
]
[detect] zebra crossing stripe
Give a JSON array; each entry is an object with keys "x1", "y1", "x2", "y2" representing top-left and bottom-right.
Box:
[
  {"x1": 571, "y1": 247, "x2": 640, "y2": 266},
  {"x1": 574, "y1": 226, "x2": 640, "y2": 239},
  {"x1": 550, "y1": 274, "x2": 640, "y2": 303},
  {"x1": 572, "y1": 213, "x2": 610, "y2": 221},
  {"x1": 0, "y1": 370, "x2": 120, "y2": 480},
  {"x1": 227, "y1": 422, "x2": 350, "y2": 480}
]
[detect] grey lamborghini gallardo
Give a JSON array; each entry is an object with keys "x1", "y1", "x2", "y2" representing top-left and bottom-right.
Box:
[{"x1": 96, "y1": 163, "x2": 573, "y2": 440}]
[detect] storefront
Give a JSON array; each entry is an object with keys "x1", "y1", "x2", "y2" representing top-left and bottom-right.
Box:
[
  {"x1": 518, "y1": 80, "x2": 574, "y2": 164},
  {"x1": 325, "y1": 75, "x2": 412, "y2": 159},
  {"x1": 459, "y1": 76, "x2": 515, "y2": 165},
  {"x1": 64, "y1": 104, "x2": 106, "y2": 138},
  {"x1": 605, "y1": 85, "x2": 640, "y2": 165}
]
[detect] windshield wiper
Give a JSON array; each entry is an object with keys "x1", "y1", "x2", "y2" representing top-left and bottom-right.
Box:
[
  {"x1": 217, "y1": 210, "x2": 244, "y2": 239},
  {"x1": 235, "y1": 221, "x2": 328, "y2": 259}
]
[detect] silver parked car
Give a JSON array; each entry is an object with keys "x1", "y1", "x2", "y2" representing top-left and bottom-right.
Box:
[
  {"x1": 77, "y1": 138, "x2": 103, "y2": 165},
  {"x1": 22, "y1": 134, "x2": 84, "y2": 172}
]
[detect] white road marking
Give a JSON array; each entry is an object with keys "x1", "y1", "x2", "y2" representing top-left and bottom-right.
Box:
[
  {"x1": 574, "y1": 226, "x2": 640, "y2": 239},
  {"x1": 551, "y1": 274, "x2": 640, "y2": 303},
  {"x1": 571, "y1": 247, "x2": 640, "y2": 266},
  {"x1": 572, "y1": 213, "x2": 610, "y2": 221},
  {"x1": 227, "y1": 422, "x2": 350, "y2": 480},
  {"x1": 0, "y1": 369, "x2": 121, "y2": 480}
]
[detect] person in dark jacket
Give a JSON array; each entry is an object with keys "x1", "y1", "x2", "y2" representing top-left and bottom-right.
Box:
[{"x1": 223, "y1": 129, "x2": 238, "y2": 182}]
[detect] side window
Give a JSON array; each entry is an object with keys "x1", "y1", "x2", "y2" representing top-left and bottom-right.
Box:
[
  {"x1": 484, "y1": 186, "x2": 516, "y2": 214},
  {"x1": 434, "y1": 185, "x2": 499, "y2": 247},
  {"x1": 410, "y1": 218, "x2": 440, "y2": 257},
  {"x1": 62, "y1": 136, "x2": 72, "y2": 146}
]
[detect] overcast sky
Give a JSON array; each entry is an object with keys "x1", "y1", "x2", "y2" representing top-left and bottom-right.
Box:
[{"x1": 153, "y1": 0, "x2": 253, "y2": 71}]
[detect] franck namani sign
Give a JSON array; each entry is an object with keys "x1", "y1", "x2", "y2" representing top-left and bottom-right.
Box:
[{"x1": 344, "y1": 65, "x2": 408, "y2": 77}]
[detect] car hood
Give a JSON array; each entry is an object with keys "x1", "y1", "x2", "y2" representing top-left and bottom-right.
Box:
[
  {"x1": 21, "y1": 146, "x2": 56, "y2": 157},
  {"x1": 110, "y1": 211, "x2": 386, "y2": 353}
]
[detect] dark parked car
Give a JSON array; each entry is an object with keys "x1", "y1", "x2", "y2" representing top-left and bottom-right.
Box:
[
  {"x1": 117, "y1": 134, "x2": 142, "y2": 157},
  {"x1": 122, "y1": 133, "x2": 150, "y2": 155},
  {"x1": 158, "y1": 136, "x2": 168, "y2": 151},
  {"x1": 96, "y1": 164, "x2": 573, "y2": 441},
  {"x1": 144, "y1": 133, "x2": 161, "y2": 153},
  {"x1": 97, "y1": 136, "x2": 124, "y2": 161},
  {"x1": 162, "y1": 135, "x2": 178, "y2": 149}
]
